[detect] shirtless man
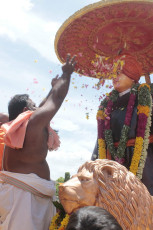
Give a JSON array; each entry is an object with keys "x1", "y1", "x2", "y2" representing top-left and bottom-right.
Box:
[{"x1": 0, "y1": 54, "x2": 76, "y2": 230}]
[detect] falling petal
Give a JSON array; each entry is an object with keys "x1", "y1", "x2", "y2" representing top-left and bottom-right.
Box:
[
  {"x1": 99, "y1": 96, "x2": 103, "y2": 101},
  {"x1": 86, "y1": 113, "x2": 89, "y2": 120},
  {"x1": 78, "y1": 52, "x2": 83, "y2": 57}
]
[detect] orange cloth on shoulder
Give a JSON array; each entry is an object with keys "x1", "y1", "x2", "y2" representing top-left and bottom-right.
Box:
[
  {"x1": 1, "y1": 111, "x2": 60, "y2": 151},
  {"x1": 2, "y1": 111, "x2": 33, "y2": 149},
  {"x1": 0, "y1": 128, "x2": 5, "y2": 170}
]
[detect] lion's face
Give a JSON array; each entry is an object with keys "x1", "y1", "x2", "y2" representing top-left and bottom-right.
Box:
[
  {"x1": 59, "y1": 167, "x2": 99, "y2": 214},
  {"x1": 59, "y1": 159, "x2": 153, "y2": 229}
]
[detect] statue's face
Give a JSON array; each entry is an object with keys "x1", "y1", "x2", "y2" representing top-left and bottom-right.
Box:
[
  {"x1": 113, "y1": 72, "x2": 134, "y2": 93},
  {"x1": 59, "y1": 168, "x2": 98, "y2": 214}
]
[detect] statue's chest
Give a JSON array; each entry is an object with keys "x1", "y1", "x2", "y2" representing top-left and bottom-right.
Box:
[{"x1": 110, "y1": 106, "x2": 138, "y2": 141}]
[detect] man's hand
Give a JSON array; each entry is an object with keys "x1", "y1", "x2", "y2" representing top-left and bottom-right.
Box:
[
  {"x1": 62, "y1": 54, "x2": 77, "y2": 75},
  {"x1": 35, "y1": 54, "x2": 77, "y2": 127},
  {"x1": 51, "y1": 54, "x2": 76, "y2": 88}
]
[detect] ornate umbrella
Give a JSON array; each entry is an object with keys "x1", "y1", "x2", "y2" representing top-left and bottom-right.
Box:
[{"x1": 55, "y1": 0, "x2": 153, "y2": 83}]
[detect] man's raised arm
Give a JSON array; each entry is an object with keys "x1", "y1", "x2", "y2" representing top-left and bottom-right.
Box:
[{"x1": 30, "y1": 54, "x2": 77, "y2": 126}]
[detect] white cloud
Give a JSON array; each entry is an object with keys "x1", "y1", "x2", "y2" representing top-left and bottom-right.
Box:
[
  {"x1": 48, "y1": 111, "x2": 97, "y2": 180},
  {"x1": 0, "y1": 0, "x2": 33, "y2": 38},
  {"x1": 47, "y1": 148, "x2": 92, "y2": 180},
  {"x1": 53, "y1": 118, "x2": 79, "y2": 132},
  {"x1": 0, "y1": 0, "x2": 60, "y2": 63}
]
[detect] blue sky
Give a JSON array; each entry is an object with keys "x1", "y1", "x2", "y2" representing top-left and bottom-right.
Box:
[{"x1": 0, "y1": 0, "x2": 147, "y2": 180}]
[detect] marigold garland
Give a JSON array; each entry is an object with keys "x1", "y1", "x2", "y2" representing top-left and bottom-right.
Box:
[
  {"x1": 98, "y1": 139, "x2": 106, "y2": 159},
  {"x1": 129, "y1": 137, "x2": 144, "y2": 175},
  {"x1": 49, "y1": 213, "x2": 69, "y2": 230},
  {"x1": 137, "y1": 95, "x2": 152, "y2": 179},
  {"x1": 97, "y1": 83, "x2": 152, "y2": 178},
  {"x1": 97, "y1": 84, "x2": 138, "y2": 162},
  {"x1": 96, "y1": 110, "x2": 106, "y2": 119},
  {"x1": 137, "y1": 105, "x2": 150, "y2": 116},
  {"x1": 130, "y1": 84, "x2": 151, "y2": 175}
]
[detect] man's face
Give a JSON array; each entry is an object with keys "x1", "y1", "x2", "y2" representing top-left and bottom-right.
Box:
[
  {"x1": 113, "y1": 72, "x2": 134, "y2": 93},
  {"x1": 27, "y1": 99, "x2": 37, "y2": 111}
]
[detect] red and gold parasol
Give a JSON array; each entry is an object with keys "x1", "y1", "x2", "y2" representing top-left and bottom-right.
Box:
[{"x1": 55, "y1": 0, "x2": 153, "y2": 80}]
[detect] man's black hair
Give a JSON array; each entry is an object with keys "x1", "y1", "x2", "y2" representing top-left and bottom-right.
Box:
[
  {"x1": 8, "y1": 94, "x2": 30, "y2": 121},
  {"x1": 66, "y1": 206, "x2": 122, "y2": 230}
]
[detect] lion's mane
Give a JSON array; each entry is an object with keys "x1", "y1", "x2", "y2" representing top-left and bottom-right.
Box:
[{"x1": 78, "y1": 159, "x2": 153, "y2": 229}]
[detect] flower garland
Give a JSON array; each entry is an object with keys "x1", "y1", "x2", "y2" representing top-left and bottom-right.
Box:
[
  {"x1": 49, "y1": 213, "x2": 69, "y2": 230},
  {"x1": 129, "y1": 84, "x2": 151, "y2": 176},
  {"x1": 97, "y1": 90, "x2": 118, "y2": 160},
  {"x1": 97, "y1": 83, "x2": 152, "y2": 177},
  {"x1": 98, "y1": 84, "x2": 138, "y2": 162},
  {"x1": 136, "y1": 94, "x2": 152, "y2": 179}
]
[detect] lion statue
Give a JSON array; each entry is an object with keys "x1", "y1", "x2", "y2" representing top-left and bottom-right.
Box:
[{"x1": 59, "y1": 159, "x2": 153, "y2": 230}]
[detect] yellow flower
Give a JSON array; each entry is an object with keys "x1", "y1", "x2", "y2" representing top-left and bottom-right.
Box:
[
  {"x1": 138, "y1": 83, "x2": 150, "y2": 91},
  {"x1": 98, "y1": 138, "x2": 106, "y2": 159},
  {"x1": 58, "y1": 214, "x2": 69, "y2": 230},
  {"x1": 97, "y1": 110, "x2": 105, "y2": 120},
  {"x1": 105, "y1": 57, "x2": 109, "y2": 60},
  {"x1": 49, "y1": 214, "x2": 69, "y2": 230},
  {"x1": 130, "y1": 137, "x2": 143, "y2": 175},
  {"x1": 137, "y1": 105, "x2": 150, "y2": 117},
  {"x1": 49, "y1": 213, "x2": 59, "y2": 230}
]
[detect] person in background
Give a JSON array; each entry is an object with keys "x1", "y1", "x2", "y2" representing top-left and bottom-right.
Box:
[{"x1": 66, "y1": 206, "x2": 122, "y2": 230}]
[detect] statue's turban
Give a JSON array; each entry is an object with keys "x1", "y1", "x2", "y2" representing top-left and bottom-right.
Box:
[{"x1": 115, "y1": 54, "x2": 142, "y2": 82}]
